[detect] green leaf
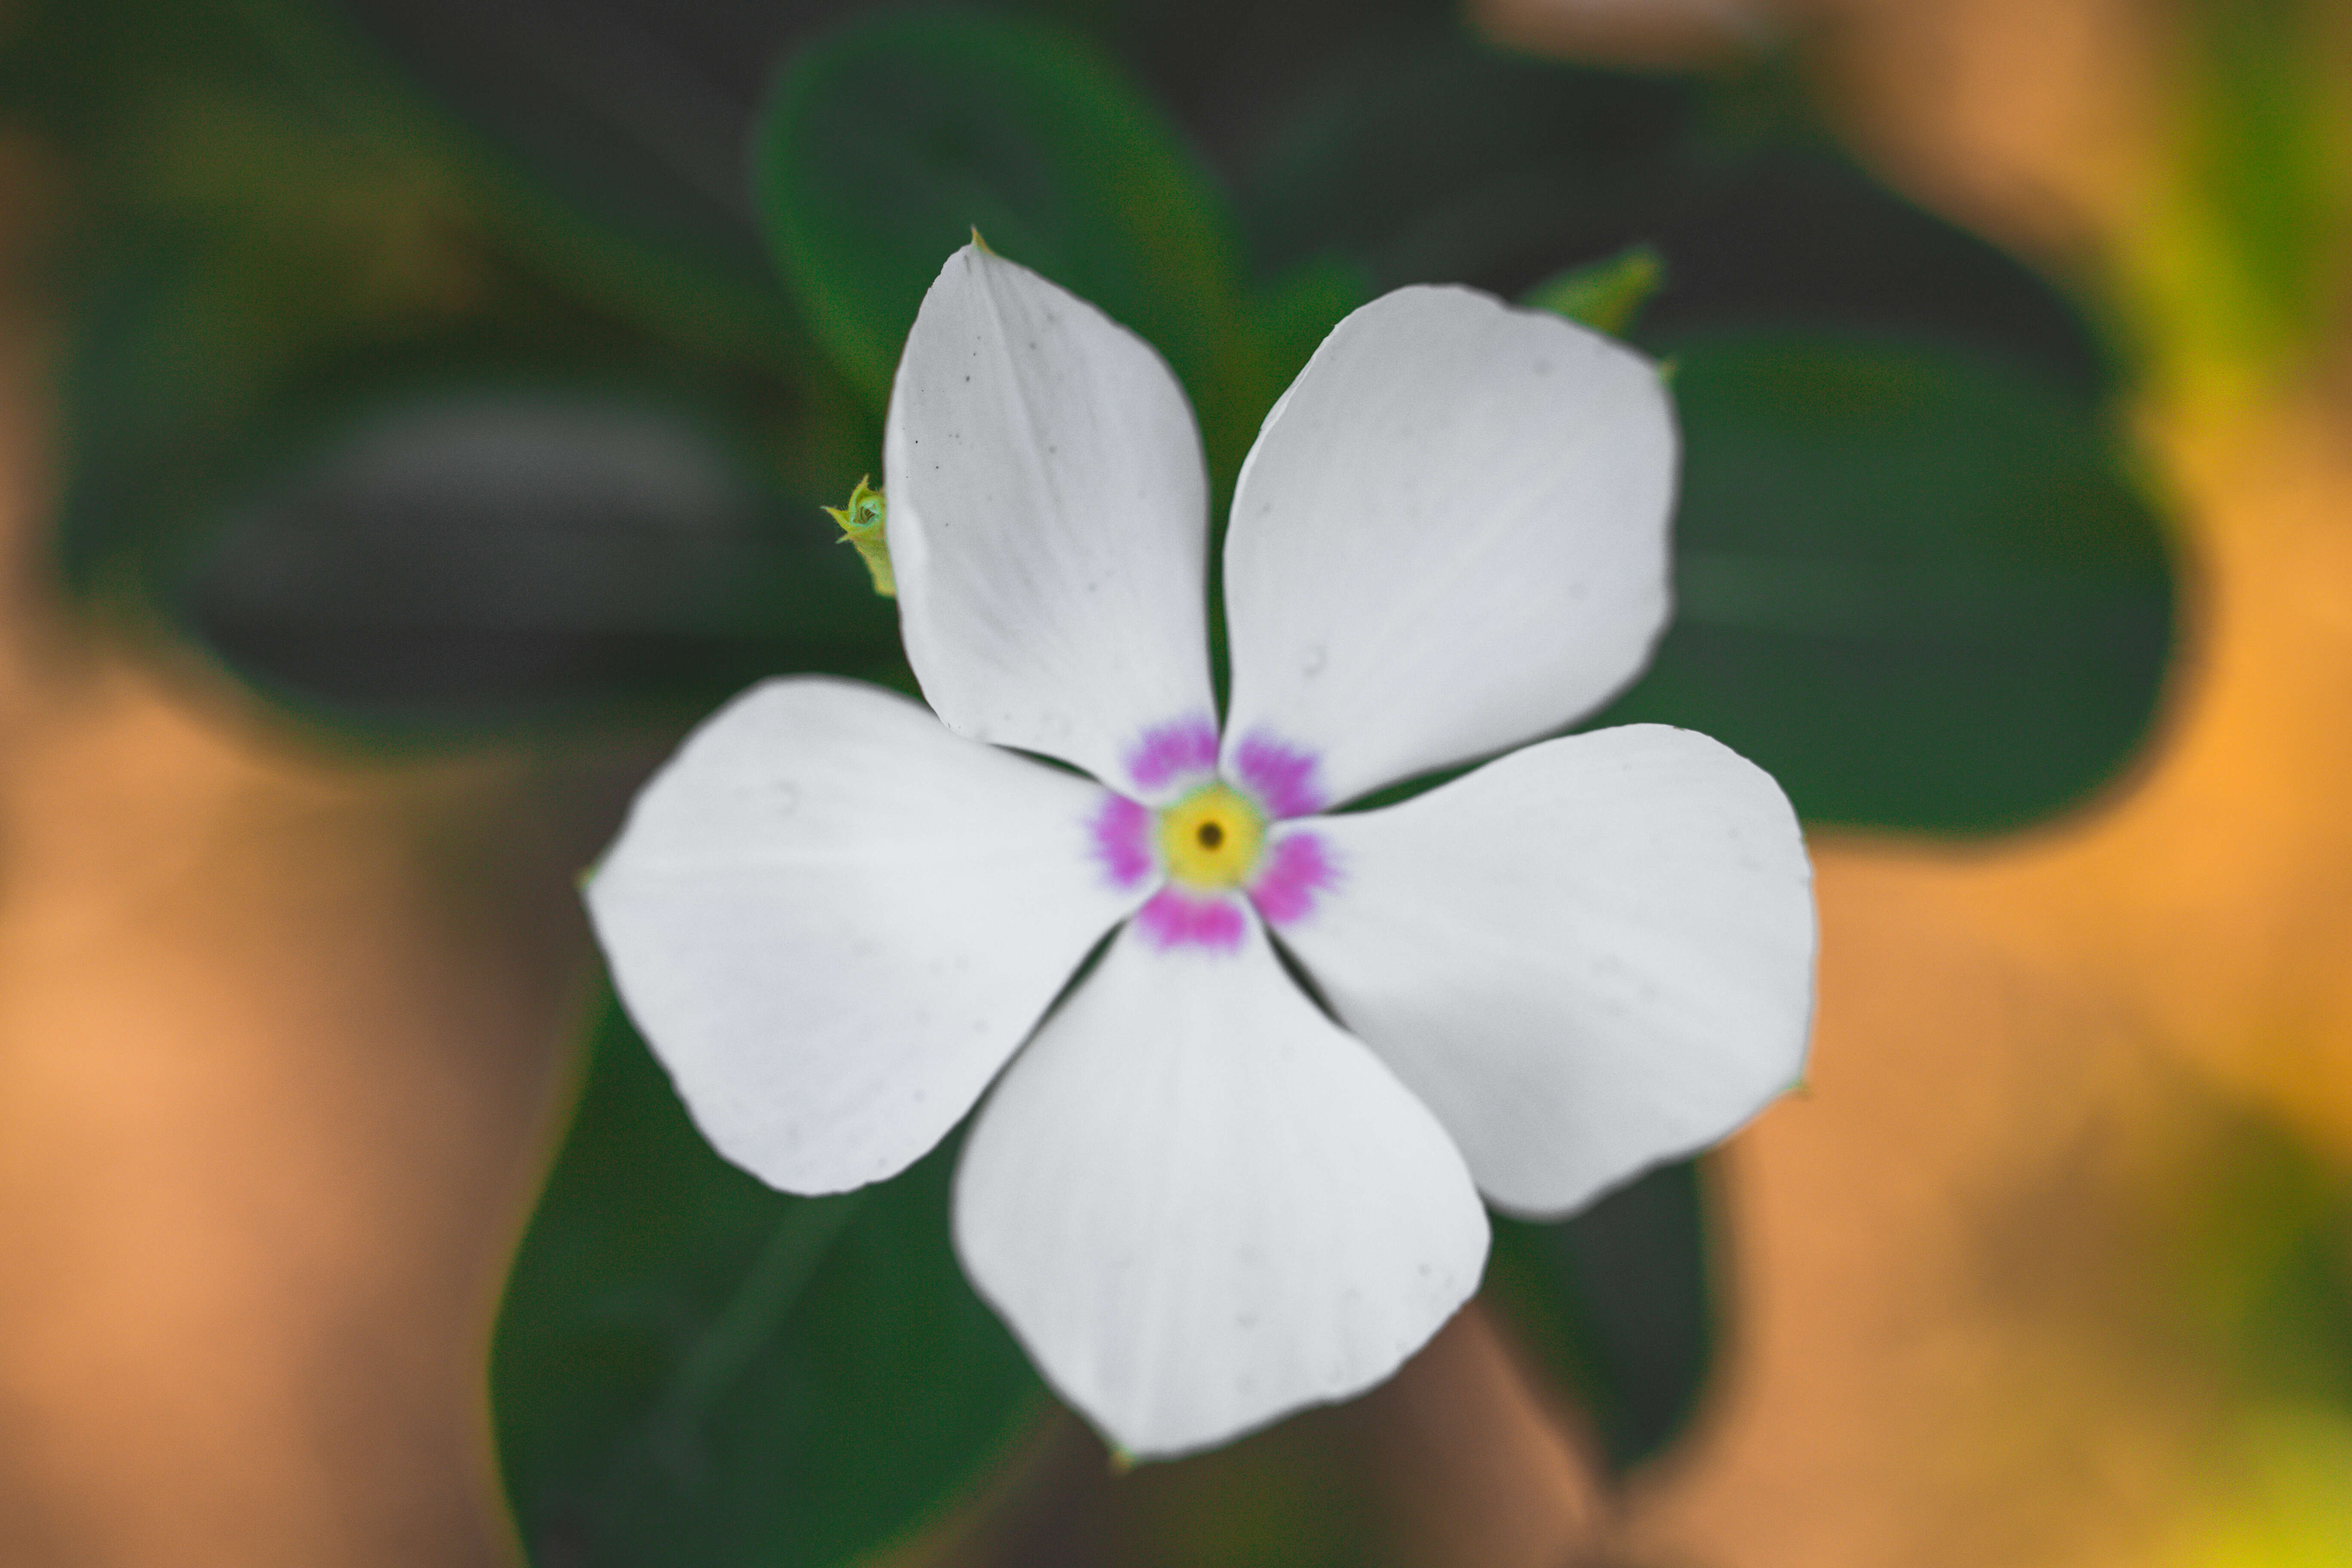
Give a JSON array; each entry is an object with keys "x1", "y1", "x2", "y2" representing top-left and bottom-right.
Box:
[
  {"x1": 25, "y1": 0, "x2": 832, "y2": 624},
  {"x1": 1595, "y1": 328, "x2": 2175, "y2": 832},
  {"x1": 755, "y1": 9, "x2": 1242, "y2": 423},
  {"x1": 1237, "y1": 17, "x2": 1696, "y2": 294},
  {"x1": 1237, "y1": 20, "x2": 2114, "y2": 396},
  {"x1": 493, "y1": 996, "x2": 1045, "y2": 1568},
  {"x1": 1483, "y1": 1161, "x2": 1715, "y2": 1476},
  {"x1": 332, "y1": 0, "x2": 787, "y2": 285},
  {"x1": 168, "y1": 390, "x2": 898, "y2": 732}
]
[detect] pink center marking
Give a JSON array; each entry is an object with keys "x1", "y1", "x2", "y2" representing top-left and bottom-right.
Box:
[
  {"x1": 1125, "y1": 717, "x2": 1219, "y2": 796},
  {"x1": 1247, "y1": 831, "x2": 1336, "y2": 927},
  {"x1": 1134, "y1": 888, "x2": 1246, "y2": 952},
  {"x1": 1231, "y1": 731, "x2": 1325, "y2": 818},
  {"x1": 1105, "y1": 721, "x2": 1337, "y2": 949},
  {"x1": 1090, "y1": 794, "x2": 1154, "y2": 890}
]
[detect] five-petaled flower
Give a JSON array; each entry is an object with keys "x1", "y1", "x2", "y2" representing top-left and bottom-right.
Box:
[{"x1": 587, "y1": 245, "x2": 1816, "y2": 1459}]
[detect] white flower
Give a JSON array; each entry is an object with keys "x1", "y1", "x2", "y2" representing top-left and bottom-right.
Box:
[{"x1": 586, "y1": 245, "x2": 1816, "y2": 1459}]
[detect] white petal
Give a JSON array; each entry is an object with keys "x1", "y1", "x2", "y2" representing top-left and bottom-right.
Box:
[
  {"x1": 585, "y1": 677, "x2": 1151, "y2": 1195},
  {"x1": 885, "y1": 245, "x2": 1217, "y2": 796},
  {"x1": 1221, "y1": 285, "x2": 1675, "y2": 808},
  {"x1": 954, "y1": 916, "x2": 1488, "y2": 1458},
  {"x1": 1272, "y1": 725, "x2": 1814, "y2": 1217}
]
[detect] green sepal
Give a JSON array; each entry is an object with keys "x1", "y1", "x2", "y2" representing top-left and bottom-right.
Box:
[
  {"x1": 1525, "y1": 245, "x2": 1666, "y2": 338},
  {"x1": 822, "y1": 475, "x2": 894, "y2": 598}
]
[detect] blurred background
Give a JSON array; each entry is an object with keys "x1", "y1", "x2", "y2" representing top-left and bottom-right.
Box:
[{"x1": 0, "y1": 0, "x2": 2348, "y2": 1563}]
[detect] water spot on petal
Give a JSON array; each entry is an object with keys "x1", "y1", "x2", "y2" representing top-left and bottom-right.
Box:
[{"x1": 1298, "y1": 644, "x2": 1325, "y2": 677}]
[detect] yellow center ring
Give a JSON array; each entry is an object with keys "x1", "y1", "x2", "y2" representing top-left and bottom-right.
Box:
[{"x1": 1156, "y1": 783, "x2": 1267, "y2": 891}]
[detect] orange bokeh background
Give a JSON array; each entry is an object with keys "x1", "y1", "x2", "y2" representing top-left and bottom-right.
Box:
[{"x1": 3, "y1": 0, "x2": 2349, "y2": 1562}]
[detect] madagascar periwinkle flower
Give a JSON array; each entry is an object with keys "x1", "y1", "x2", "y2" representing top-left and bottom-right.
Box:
[{"x1": 587, "y1": 245, "x2": 1816, "y2": 1459}]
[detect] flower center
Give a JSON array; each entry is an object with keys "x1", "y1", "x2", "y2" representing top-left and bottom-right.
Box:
[{"x1": 1157, "y1": 782, "x2": 1265, "y2": 892}]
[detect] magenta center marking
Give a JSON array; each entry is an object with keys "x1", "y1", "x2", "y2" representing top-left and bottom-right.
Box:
[
  {"x1": 1090, "y1": 794, "x2": 1154, "y2": 891},
  {"x1": 1103, "y1": 719, "x2": 1339, "y2": 948},
  {"x1": 1231, "y1": 731, "x2": 1325, "y2": 818},
  {"x1": 1135, "y1": 887, "x2": 1246, "y2": 952},
  {"x1": 1125, "y1": 716, "x2": 1219, "y2": 796},
  {"x1": 1248, "y1": 831, "x2": 1336, "y2": 927}
]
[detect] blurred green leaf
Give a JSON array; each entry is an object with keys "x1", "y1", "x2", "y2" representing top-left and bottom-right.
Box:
[
  {"x1": 2165, "y1": 0, "x2": 2352, "y2": 376},
  {"x1": 1235, "y1": 19, "x2": 2113, "y2": 395},
  {"x1": 9, "y1": 0, "x2": 907, "y2": 735},
  {"x1": 171, "y1": 391, "x2": 898, "y2": 731},
  {"x1": 1237, "y1": 18, "x2": 1695, "y2": 296},
  {"x1": 1595, "y1": 328, "x2": 2174, "y2": 832},
  {"x1": 332, "y1": 0, "x2": 789, "y2": 284},
  {"x1": 14, "y1": 0, "x2": 831, "y2": 591},
  {"x1": 755, "y1": 8, "x2": 1243, "y2": 426},
  {"x1": 494, "y1": 995, "x2": 1045, "y2": 1568},
  {"x1": 2173, "y1": 1110, "x2": 2352, "y2": 1412},
  {"x1": 1240, "y1": 255, "x2": 1373, "y2": 395},
  {"x1": 1484, "y1": 1161, "x2": 1715, "y2": 1476},
  {"x1": 1637, "y1": 152, "x2": 2117, "y2": 395}
]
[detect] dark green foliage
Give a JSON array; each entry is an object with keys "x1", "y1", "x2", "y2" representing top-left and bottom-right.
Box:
[
  {"x1": 1596, "y1": 328, "x2": 2174, "y2": 831},
  {"x1": 1486, "y1": 1162, "x2": 1716, "y2": 1475},
  {"x1": 493, "y1": 999, "x2": 1046, "y2": 1568},
  {"x1": 172, "y1": 392, "x2": 898, "y2": 729},
  {"x1": 756, "y1": 9, "x2": 1240, "y2": 415},
  {"x1": 12, "y1": 0, "x2": 878, "y2": 730}
]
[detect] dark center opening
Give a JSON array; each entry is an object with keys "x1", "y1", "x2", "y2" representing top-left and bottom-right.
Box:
[{"x1": 1197, "y1": 821, "x2": 1225, "y2": 850}]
